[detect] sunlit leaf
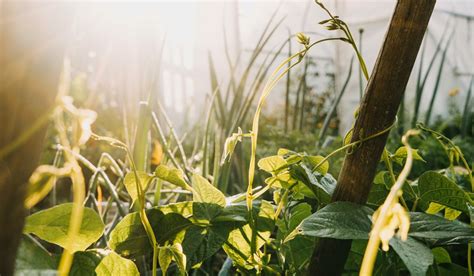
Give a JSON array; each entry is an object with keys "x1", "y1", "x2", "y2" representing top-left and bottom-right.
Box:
[
  {"x1": 192, "y1": 174, "x2": 226, "y2": 207},
  {"x1": 123, "y1": 171, "x2": 153, "y2": 203},
  {"x1": 159, "y1": 246, "x2": 173, "y2": 275},
  {"x1": 392, "y1": 146, "x2": 425, "y2": 165},
  {"x1": 95, "y1": 252, "x2": 139, "y2": 276},
  {"x1": 155, "y1": 165, "x2": 189, "y2": 190},
  {"x1": 23, "y1": 203, "x2": 104, "y2": 252},
  {"x1": 258, "y1": 155, "x2": 286, "y2": 173},
  {"x1": 109, "y1": 209, "x2": 191, "y2": 257},
  {"x1": 305, "y1": 155, "x2": 329, "y2": 175}
]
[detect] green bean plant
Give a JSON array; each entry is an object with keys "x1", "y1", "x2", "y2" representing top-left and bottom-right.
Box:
[{"x1": 12, "y1": 1, "x2": 474, "y2": 276}]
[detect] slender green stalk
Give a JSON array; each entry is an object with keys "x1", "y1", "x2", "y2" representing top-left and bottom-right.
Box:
[
  {"x1": 285, "y1": 28, "x2": 292, "y2": 132},
  {"x1": 358, "y1": 28, "x2": 365, "y2": 100},
  {"x1": 133, "y1": 101, "x2": 152, "y2": 172},
  {"x1": 298, "y1": 57, "x2": 310, "y2": 130},
  {"x1": 461, "y1": 77, "x2": 473, "y2": 137},
  {"x1": 412, "y1": 25, "x2": 450, "y2": 127},
  {"x1": 425, "y1": 32, "x2": 453, "y2": 125},
  {"x1": 360, "y1": 130, "x2": 419, "y2": 275},
  {"x1": 319, "y1": 56, "x2": 354, "y2": 144},
  {"x1": 245, "y1": 37, "x2": 349, "y2": 264}
]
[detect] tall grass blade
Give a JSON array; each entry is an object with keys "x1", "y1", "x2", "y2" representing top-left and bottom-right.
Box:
[
  {"x1": 461, "y1": 77, "x2": 473, "y2": 137},
  {"x1": 318, "y1": 56, "x2": 354, "y2": 145},
  {"x1": 425, "y1": 31, "x2": 454, "y2": 125}
]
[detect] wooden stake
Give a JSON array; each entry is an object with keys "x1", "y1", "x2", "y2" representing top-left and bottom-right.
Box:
[{"x1": 309, "y1": 0, "x2": 436, "y2": 274}]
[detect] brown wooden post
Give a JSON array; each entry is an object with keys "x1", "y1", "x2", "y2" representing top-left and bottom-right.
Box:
[
  {"x1": 0, "y1": 2, "x2": 74, "y2": 275},
  {"x1": 308, "y1": 0, "x2": 436, "y2": 275}
]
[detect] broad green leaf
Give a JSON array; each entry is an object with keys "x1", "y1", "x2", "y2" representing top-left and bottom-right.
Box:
[
  {"x1": 192, "y1": 202, "x2": 223, "y2": 224},
  {"x1": 23, "y1": 203, "x2": 104, "y2": 252},
  {"x1": 258, "y1": 155, "x2": 286, "y2": 173},
  {"x1": 390, "y1": 237, "x2": 433, "y2": 276},
  {"x1": 304, "y1": 155, "x2": 329, "y2": 175},
  {"x1": 192, "y1": 174, "x2": 226, "y2": 207},
  {"x1": 223, "y1": 225, "x2": 260, "y2": 270},
  {"x1": 109, "y1": 209, "x2": 191, "y2": 257},
  {"x1": 95, "y1": 252, "x2": 139, "y2": 276},
  {"x1": 170, "y1": 243, "x2": 186, "y2": 274},
  {"x1": 223, "y1": 201, "x2": 274, "y2": 270},
  {"x1": 468, "y1": 202, "x2": 474, "y2": 222},
  {"x1": 155, "y1": 165, "x2": 189, "y2": 190},
  {"x1": 264, "y1": 171, "x2": 295, "y2": 189},
  {"x1": 290, "y1": 164, "x2": 336, "y2": 203},
  {"x1": 182, "y1": 223, "x2": 232, "y2": 268},
  {"x1": 158, "y1": 246, "x2": 173, "y2": 275},
  {"x1": 159, "y1": 201, "x2": 193, "y2": 218},
  {"x1": 286, "y1": 202, "x2": 372, "y2": 242},
  {"x1": 182, "y1": 202, "x2": 237, "y2": 267},
  {"x1": 15, "y1": 235, "x2": 57, "y2": 273},
  {"x1": 69, "y1": 251, "x2": 102, "y2": 276},
  {"x1": 418, "y1": 171, "x2": 471, "y2": 213},
  {"x1": 367, "y1": 183, "x2": 389, "y2": 207},
  {"x1": 392, "y1": 146, "x2": 425, "y2": 165},
  {"x1": 277, "y1": 203, "x2": 315, "y2": 272},
  {"x1": 432, "y1": 247, "x2": 451, "y2": 264},
  {"x1": 374, "y1": 171, "x2": 392, "y2": 188},
  {"x1": 123, "y1": 171, "x2": 153, "y2": 203},
  {"x1": 409, "y1": 212, "x2": 474, "y2": 244},
  {"x1": 436, "y1": 263, "x2": 469, "y2": 275},
  {"x1": 287, "y1": 203, "x2": 312, "y2": 231},
  {"x1": 277, "y1": 148, "x2": 291, "y2": 156}
]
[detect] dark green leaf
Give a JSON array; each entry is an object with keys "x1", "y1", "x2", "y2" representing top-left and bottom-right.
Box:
[
  {"x1": 409, "y1": 212, "x2": 474, "y2": 244},
  {"x1": 70, "y1": 251, "x2": 102, "y2": 276},
  {"x1": 109, "y1": 209, "x2": 190, "y2": 257},
  {"x1": 286, "y1": 202, "x2": 372, "y2": 242},
  {"x1": 418, "y1": 171, "x2": 471, "y2": 213},
  {"x1": 390, "y1": 237, "x2": 433, "y2": 276},
  {"x1": 192, "y1": 174, "x2": 226, "y2": 207},
  {"x1": 15, "y1": 235, "x2": 57, "y2": 273}
]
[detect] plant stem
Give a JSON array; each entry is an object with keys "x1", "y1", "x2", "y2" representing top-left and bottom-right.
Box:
[{"x1": 360, "y1": 130, "x2": 418, "y2": 275}]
